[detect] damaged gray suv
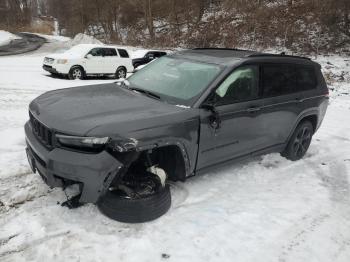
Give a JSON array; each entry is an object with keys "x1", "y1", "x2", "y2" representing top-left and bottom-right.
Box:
[{"x1": 25, "y1": 48, "x2": 329, "y2": 222}]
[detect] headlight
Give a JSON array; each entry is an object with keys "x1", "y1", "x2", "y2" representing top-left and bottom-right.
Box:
[
  {"x1": 57, "y1": 59, "x2": 68, "y2": 64},
  {"x1": 56, "y1": 134, "x2": 110, "y2": 152}
]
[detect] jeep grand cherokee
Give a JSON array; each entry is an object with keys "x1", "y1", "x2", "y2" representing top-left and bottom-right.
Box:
[{"x1": 25, "y1": 48, "x2": 328, "y2": 222}]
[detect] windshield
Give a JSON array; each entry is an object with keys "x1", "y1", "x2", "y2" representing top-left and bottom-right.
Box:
[
  {"x1": 63, "y1": 45, "x2": 96, "y2": 56},
  {"x1": 127, "y1": 57, "x2": 222, "y2": 106}
]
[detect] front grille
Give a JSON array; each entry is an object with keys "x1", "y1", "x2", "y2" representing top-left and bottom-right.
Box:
[
  {"x1": 29, "y1": 111, "x2": 53, "y2": 149},
  {"x1": 27, "y1": 144, "x2": 47, "y2": 168}
]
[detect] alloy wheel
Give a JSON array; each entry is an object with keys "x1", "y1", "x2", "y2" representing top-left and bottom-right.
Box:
[
  {"x1": 72, "y1": 69, "x2": 82, "y2": 79},
  {"x1": 292, "y1": 126, "x2": 312, "y2": 158}
]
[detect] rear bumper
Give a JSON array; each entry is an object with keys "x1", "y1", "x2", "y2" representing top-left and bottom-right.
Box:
[{"x1": 25, "y1": 121, "x2": 123, "y2": 203}]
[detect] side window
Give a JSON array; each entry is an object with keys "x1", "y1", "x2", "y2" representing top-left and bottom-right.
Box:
[
  {"x1": 88, "y1": 48, "x2": 104, "y2": 57},
  {"x1": 147, "y1": 52, "x2": 155, "y2": 59},
  {"x1": 295, "y1": 66, "x2": 317, "y2": 91},
  {"x1": 215, "y1": 65, "x2": 259, "y2": 105},
  {"x1": 118, "y1": 49, "x2": 129, "y2": 58},
  {"x1": 103, "y1": 48, "x2": 118, "y2": 56},
  {"x1": 262, "y1": 64, "x2": 296, "y2": 97}
]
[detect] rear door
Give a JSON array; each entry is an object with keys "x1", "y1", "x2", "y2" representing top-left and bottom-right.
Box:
[
  {"x1": 102, "y1": 48, "x2": 119, "y2": 74},
  {"x1": 258, "y1": 63, "x2": 305, "y2": 147}
]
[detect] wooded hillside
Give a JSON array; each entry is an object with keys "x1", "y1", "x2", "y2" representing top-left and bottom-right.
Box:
[{"x1": 1, "y1": 0, "x2": 349, "y2": 54}]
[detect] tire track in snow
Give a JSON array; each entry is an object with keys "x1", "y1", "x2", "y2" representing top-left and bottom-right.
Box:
[{"x1": 0, "y1": 231, "x2": 71, "y2": 261}]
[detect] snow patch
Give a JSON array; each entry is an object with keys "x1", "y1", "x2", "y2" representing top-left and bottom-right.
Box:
[
  {"x1": 65, "y1": 33, "x2": 103, "y2": 47},
  {"x1": 0, "y1": 30, "x2": 21, "y2": 46}
]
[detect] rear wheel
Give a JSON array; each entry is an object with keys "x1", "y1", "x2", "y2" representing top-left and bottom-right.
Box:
[
  {"x1": 68, "y1": 66, "x2": 84, "y2": 80},
  {"x1": 115, "y1": 67, "x2": 127, "y2": 79},
  {"x1": 282, "y1": 121, "x2": 313, "y2": 161}
]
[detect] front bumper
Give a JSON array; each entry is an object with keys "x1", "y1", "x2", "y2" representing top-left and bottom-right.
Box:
[
  {"x1": 42, "y1": 63, "x2": 70, "y2": 75},
  {"x1": 25, "y1": 122, "x2": 123, "y2": 203},
  {"x1": 43, "y1": 64, "x2": 59, "y2": 74}
]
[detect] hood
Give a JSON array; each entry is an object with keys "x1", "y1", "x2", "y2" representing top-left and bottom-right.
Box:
[
  {"x1": 46, "y1": 52, "x2": 83, "y2": 60},
  {"x1": 29, "y1": 83, "x2": 190, "y2": 137}
]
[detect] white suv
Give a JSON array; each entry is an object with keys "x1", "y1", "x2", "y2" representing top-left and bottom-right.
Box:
[{"x1": 43, "y1": 44, "x2": 133, "y2": 80}]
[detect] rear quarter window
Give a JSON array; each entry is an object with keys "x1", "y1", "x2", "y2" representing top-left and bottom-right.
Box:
[{"x1": 295, "y1": 66, "x2": 317, "y2": 91}]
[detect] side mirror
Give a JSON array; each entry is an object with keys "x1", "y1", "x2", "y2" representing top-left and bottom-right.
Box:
[
  {"x1": 201, "y1": 102, "x2": 221, "y2": 129},
  {"x1": 86, "y1": 54, "x2": 93, "y2": 59},
  {"x1": 201, "y1": 102, "x2": 215, "y2": 112}
]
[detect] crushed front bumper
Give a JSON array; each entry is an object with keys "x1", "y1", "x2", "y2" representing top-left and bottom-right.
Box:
[{"x1": 25, "y1": 122, "x2": 123, "y2": 203}]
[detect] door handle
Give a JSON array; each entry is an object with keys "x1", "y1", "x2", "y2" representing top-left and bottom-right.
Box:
[{"x1": 246, "y1": 107, "x2": 261, "y2": 113}]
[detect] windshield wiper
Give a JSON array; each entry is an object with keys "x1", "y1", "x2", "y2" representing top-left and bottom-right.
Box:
[
  {"x1": 116, "y1": 80, "x2": 161, "y2": 100},
  {"x1": 129, "y1": 87, "x2": 161, "y2": 100}
]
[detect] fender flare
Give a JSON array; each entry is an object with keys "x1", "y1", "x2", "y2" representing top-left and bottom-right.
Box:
[{"x1": 286, "y1": 108, "x2": 319, "y2": 143}]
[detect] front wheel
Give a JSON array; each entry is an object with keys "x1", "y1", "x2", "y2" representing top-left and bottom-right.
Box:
[
  {"x1": 115, "y1": 67, "x2": 127, "y2": 79},
  {"x1": 282, "y1": 121, "x2": 314, "y2": 161},
  {"x1": 68, "y1": 66, "x2": 84, "y2": 80},
  {"x1": 97, "y1": 172, "x2": 171, "y2": 223}
]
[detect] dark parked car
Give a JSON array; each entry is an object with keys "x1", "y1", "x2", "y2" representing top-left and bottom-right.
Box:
[
  {"x1": 132, "y1": 50, "x2": 167, "y2": 69},
  {"x1": 25, "y1": 48, "x2": 328, "y2": 222}
]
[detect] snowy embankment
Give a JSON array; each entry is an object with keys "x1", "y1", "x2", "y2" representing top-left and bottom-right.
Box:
[
  {"x1": 0, "y1": 34, "x2": 349, "y2": 262},
  {"x1": 0, "y1": 31, "x2": 21, "y2": 46}
]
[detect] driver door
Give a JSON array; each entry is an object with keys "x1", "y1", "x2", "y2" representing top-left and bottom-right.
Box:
[
  {"x1": 197, "y1": 65, "x2": 266, "y2": 170},
  {"x1": 84, "y1": 48, "x2": 106, "y2": 74}
]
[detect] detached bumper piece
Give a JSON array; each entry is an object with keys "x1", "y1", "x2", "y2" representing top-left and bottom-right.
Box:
[{"x1": 25, "y1": 122, "x2": 123, "y2": 204}]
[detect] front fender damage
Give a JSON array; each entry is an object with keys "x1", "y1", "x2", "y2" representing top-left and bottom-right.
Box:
[{"x1": 62, "y1": 135, "x2": 190, "y2": 208}]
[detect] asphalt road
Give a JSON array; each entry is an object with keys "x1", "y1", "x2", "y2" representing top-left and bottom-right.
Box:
[{"x1": 0, "y1": 33, "x2": 46, "y2": 56}]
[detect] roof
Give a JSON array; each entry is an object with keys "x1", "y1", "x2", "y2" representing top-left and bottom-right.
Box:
[{"x1": 172, "y1": 48, "x2": 313, "y2": 67}]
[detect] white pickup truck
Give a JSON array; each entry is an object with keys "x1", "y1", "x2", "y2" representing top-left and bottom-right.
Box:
[{"x1": 43, "y1": 44, "x2": 133, "y2": 80}]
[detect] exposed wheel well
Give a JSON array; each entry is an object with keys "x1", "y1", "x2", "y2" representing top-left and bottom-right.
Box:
[
  {"x1": 124, "y1": 145, "x2": 186, "y2": 182},
  {"x1": 300, "y1": 115, "x2": 318, "y2": 132}
]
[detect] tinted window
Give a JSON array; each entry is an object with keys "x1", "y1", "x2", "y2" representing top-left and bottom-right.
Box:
[
  {"x1": 296, "y1": 66, "x2": 317, "y2": 91},
  {"x1": 146, "y1": 52, "x2": 155, "y2": 58},
  {"x1": 103, "y1": 48, "x2": 118, "y2": 56},
  {"x1": 155, "y1": 52, "x2": 166, "y2": 58},
  {"x1": 88, "y1": 48, "x2": 104, "y2": 56},
  {"x1": 215, "y1": 65, "x2": 259, "y2": 105},
  {"x1": 262, "y1": 64, "x2": 296, "y2": 97},
  {"x1": 118, "y1": 49, "x2": 129, "y2": 58}
]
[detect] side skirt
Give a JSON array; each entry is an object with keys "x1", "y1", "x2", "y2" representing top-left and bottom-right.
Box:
[{"x1": 194, "y1": 143, "x2": 286, "y2": 176}]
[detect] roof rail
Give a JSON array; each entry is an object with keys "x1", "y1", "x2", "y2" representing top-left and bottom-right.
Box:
[
  {"x1": 247, "y1": 52, "x2": 311, "y2": 60},
  {"x1": 193, "y1": 47, "x2": 256, "y2": 53}
]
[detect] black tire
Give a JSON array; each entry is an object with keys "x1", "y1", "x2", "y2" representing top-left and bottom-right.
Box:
[
  {"x1": 282, "y1": 121, "x2": 314, "y2": 161},
  {"x1": 133, "y1": 63, "x2": 140, "y2": 69},
  {"x1": 115, "y1": 67, "x2": 127, "y2": 79},
  {"x1": 68, "y1": 66, "x2": 84, "y2": 80},
  {"x1": 98, "y1": 185, "x2": 171, "y2": 223}
]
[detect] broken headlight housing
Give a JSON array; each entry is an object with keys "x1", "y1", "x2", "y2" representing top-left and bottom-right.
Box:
[{"x1": 56, "y1": 134, "x2": 110, "y2": 152}]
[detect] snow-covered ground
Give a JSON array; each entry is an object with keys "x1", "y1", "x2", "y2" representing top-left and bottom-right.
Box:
[
  {"x1": 0, "y1": 35, "x2": 350, "y2": 262},
  {"x1": 0, "y1": 31, "x2": 21, "y2": 46}
]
